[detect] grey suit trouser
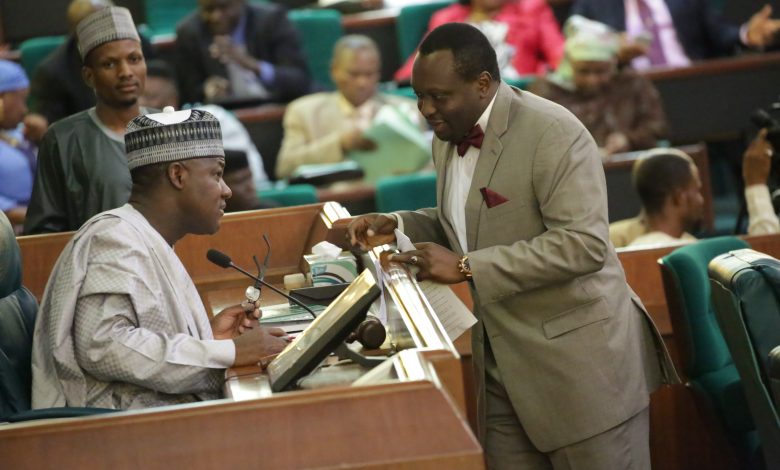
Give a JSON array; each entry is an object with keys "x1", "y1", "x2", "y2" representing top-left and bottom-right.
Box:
[{"x1": 483, "y1": 336, "x2": 651, "y2": 470}]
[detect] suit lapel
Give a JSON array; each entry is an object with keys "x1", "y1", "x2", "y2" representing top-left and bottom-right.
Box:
[{"x1": 465, "y1": 83, "x2": 512, "y2": 251}]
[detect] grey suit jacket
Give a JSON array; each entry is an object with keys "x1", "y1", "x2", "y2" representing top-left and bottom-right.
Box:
[{"x1": 399, "y1": 82, "x2": 678, "y2": 451}]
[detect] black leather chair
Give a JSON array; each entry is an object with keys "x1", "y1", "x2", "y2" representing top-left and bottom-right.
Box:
[
  {"x1": 0, "y1": 212, "x2": 114, "y2": 422},
  {"x1": 709, "y1": 248, "x2": 780, "y2": 470}
]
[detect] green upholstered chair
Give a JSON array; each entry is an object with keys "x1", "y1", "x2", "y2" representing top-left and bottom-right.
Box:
[
  {"x1": 0, "y1": 213, "x2": 114, "y2": 422},
  {"x1": 287, "y1": 9, "x2": 343, "y2": 90},
  {"x1": 19, "y1": 35, "x2": 66, "y2": 79},
  {"x1": 659, "y1": 236, "x2": 760, "y2": 465},
  {"x1": 709, "y1": 249, "x2": 780, "y2": 470},
  {"x1": 375, "y1": 172, "x2": 436, "y2": 213},
  {"x1": 395, "y1": 0, "x2": 452, "y2": 63},
  {"x1": 142, "y1": 0, "x2": 197, "y2": 37},
  {"x1": 258, "y1": 183, "x2": 318, "y2": 207}
]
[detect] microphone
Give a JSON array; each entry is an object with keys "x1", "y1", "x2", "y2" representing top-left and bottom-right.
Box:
[
  {"x1": 206, "y1": 249, "x2": 388, "y2": 349},
  {"x1": 207, "y1": 249, "x2": 318, "y2": 319}
]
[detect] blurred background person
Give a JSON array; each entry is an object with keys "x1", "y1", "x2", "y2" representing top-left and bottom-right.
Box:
[
  {"x1": 30, "y1": 0, "x2": 155, "y2": 124},
  {"x1": 25, "y1": 6, "x2": 148, "y2": 234},
  {"x1": 610, "y1": 148, "x2": 704, "y2": 247},
  {"x1": 741, "y1": 128, "x2": 780, "y2": 235},
  {"x1": 276, "y1": 35, "x2": 423, "y2": 179},
  {"x1": 139, "y1": 59, "x2": 270, "y2": 188},
  {"x1": 0, "y1": 60, "x2": 47, "y2": 232},
  {"x1": 530, "y1": 16, "x2": 668, "y2": 157},
  {"x1": 222, "y1": 149, "x2": 278, "y2": 212},
  {"x1": 394, "y1": 0, "x2": 564, "y2": 83},
  {"x1": 571, "y1": 0, "x2": 780, "y2": 70},
  {"x1": 174, "y1": 0, "x2": 311, "y2": 106}
]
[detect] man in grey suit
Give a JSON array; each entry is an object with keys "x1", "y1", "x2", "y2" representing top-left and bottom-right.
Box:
[{"x1": 348, "y1": 23, "x2": 677, "y2": 469}]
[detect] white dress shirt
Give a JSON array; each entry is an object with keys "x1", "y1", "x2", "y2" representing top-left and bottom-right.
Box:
[{"x1": 746, "y1": 183, "x2": 780, "y2": 235}]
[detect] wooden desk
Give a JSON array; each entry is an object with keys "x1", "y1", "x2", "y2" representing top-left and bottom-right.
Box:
[{"x1": 0, "y1": 379, "x2": 482, "y2": 469}]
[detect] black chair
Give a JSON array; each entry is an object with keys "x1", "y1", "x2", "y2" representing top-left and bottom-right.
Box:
[
  {"x1": 709, "y1": 248, "x2": 780, "y2": 470},
  {"x1": 0, "y1": 212, "x2": 114, "y2": 422}
]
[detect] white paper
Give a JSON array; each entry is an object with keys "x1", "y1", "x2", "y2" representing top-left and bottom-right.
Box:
[
  {"x1": 393, "y1": 229, "x2": 477, "y2": 341},
  {"x1": 311, "y1": 240, "x2": 342, "y2": 260}
]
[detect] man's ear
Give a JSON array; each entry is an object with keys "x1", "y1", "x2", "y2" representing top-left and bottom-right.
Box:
[
  {"x1": 477, "y1": 71, "x2": 493, "y2": 98},
  {"x1": 82, "y1": 65, "x2": 95, "y2": 90},
  {"x1": 167, "y1": 162, "x2": 188, "y2": 190},
  {"x1": 669, "y1": 187, "x2": 686, "y2": 207}
]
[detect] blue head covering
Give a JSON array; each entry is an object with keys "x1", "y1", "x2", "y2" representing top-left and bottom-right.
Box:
[{"x1": 0, "y1": 60, "x2": 29, "y2": 93}]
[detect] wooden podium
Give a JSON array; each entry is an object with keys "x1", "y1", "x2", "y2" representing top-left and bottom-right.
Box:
[{"x1": 7, "y1": 202, "x2": 483, "y2": 469}]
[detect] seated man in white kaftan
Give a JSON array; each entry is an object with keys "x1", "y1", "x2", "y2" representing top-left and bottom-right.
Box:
[{"x1": 31, "y1": 107, "x2": 288, "y2": 410}]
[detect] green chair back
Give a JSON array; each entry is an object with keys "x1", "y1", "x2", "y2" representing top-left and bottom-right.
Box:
[
  {"x1": 19, "y1": 35, "x2": 66, "y2": 79},
  {"x1": 375, "y1": 172, "x2": 436, "y2": 213},
  {"x1": 287, "y1": 9, "x2": 343, "y2": 90},
  {"x1": 143, "y1": 0, "x2": 197, "y2": 37},
  {"x1": 709, "y1": 248, "x2": 780, "y2": 469},
  {"x1": 395, "y1": 0, "x2": 452, "y2": 62},
  {"x1": 259, "y1": 183, "x2": 318, "y2": 207},
  {"x1": 660, "y1": 236, "x2": 759, "y2": 461}
]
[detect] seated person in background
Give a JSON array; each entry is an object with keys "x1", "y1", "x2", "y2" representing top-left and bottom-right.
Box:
[
  {"x1": 25, "y1": 6, "x2": 150, "y2": 235},
  {"x1": 610, "y1": 148, "x2": 704, "y2": 247},
  {"x1": 223, "y1": 149, "x2": 278, "y2": 212},
  {"x1": 0, "y1": 61, "x2": 47, "y2": 230},
  {"x1": 174, "y1": 0, "x2": 311, "y2": 105},
  {"x1": 30, "y1": 0, "x2": 156, "y2": 124},
  {"x1": 395, "y1": 0, "x2": 564, "y2": 83},
  {"x1": 571, "y1": 0, "x2": 780, "y2": 70},
  {"x1": 742, "y1": 128, "x2": 780, "y2": 235},
  {"x1": 529, "y1": 16, "x2": 668, "y2": 157},
  {"x1": 276, "y1": 35, "x2": 422, "y2": 179},
  {"x1": 32, "y1": 108, "x2": 288, "y2": 410},
  {"x1": 140, "y1": 59, "x2": 270, "y2": 188}
]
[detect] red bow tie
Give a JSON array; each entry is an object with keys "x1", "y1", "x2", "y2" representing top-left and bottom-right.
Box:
[{"x1": 456, "y1": 124, "x2": 484, "y2": 157}]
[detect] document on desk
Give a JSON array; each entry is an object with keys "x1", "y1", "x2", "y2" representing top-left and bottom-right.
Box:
[{"x1": 394, "y1": 229, "x2": 477, "y2": 341}]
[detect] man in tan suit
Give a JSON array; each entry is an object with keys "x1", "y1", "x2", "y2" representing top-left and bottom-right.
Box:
[
  {"x1": 348, "y1": 24, "x2": 677, "y2": 469},
  {"x1": 275, "y1": 35, "x2": 421, "y2": 179}
]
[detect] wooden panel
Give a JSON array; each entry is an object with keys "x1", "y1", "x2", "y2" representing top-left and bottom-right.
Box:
[
  {"x1": 0, "y1": 381, "x2": 483, "y2": 470},
  {"x1": 644, "y1": 52, "x2": 780, "y2": 144},
  {"x1": 17, "y1": 231, "x2": 74, "y2": 302}
]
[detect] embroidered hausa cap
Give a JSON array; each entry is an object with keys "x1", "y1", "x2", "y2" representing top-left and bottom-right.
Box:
[
  {"x1": 125, "y1": 106, "x2": 224, "y2": 170},
  {"x1": 76, "y1": 6, "x2": 140, "y2": 60}
]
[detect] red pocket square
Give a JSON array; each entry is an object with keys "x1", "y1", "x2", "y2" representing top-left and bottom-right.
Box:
[{"x1": 480, "y1": 187, "x2": 509, "y2": 208}]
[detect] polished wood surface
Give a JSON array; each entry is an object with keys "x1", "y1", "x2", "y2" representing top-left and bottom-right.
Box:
[
  {"x1": 0, "y1": 381, "x2": 483, "y2": 469},
  {"x1": 17, "y1": 231, "x2": 75, "y2": 301}
]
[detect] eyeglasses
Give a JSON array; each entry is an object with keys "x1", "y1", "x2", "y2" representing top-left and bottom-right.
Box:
[{"x1": 245, "y1": 233, "x2": 270, "y2": 303}]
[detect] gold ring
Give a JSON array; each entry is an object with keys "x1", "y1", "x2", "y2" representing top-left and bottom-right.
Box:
[{"x1": 410, "y1": 255, "x2": 418, "y2": 265}]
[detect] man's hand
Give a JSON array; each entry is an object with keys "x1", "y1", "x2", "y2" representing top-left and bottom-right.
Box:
[
  {"x1": 347, "y1": 213, "x2": 398, "y2": 251},
  {"x1": 232, "y1": 326, "x2": 289, "y2": 367},
  {"x1": 204, "y1": 76, "x2": 231, "y2": 102},
  {"x1": 23, "y1": 113, "x2": 48, "y2": 144},
  {"x1": 341, "y1": 128, "x2": 377, "y2": 152},
  {"x1": 211, "y1": 300, "x2": 260, "y2": 340},
  {"x1": 743, "y1": 128, "x2": 774, "y2": 186},
  {"x1": 389, "y1": 242, "x2": 466, "y2": 284},
  {"x1": 209, "y1": 35, "x2": 260, "y2": 72},
  {"x1": 746, "y1": 5, "x2": 780, "y2": 48},
  {"x1": 603, "y1": 132, "x2": 630, "y2": 155}
]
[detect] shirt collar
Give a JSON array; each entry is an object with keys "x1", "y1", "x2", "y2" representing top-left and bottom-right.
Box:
[
  {"x1": 475, "y1": 89, "x2": 499, "y2": 134},
  {"x1": 336, "y1": 93, "x2": 378, "y2": 117}
]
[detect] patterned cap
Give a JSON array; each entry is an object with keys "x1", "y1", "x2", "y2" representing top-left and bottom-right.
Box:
[
  {"x1": 76, "y1": 6, "x2": 140, "y2": 60},
  {"x1": 0, "y1": 60, "x2": 29, "y2": 93},
  {"x1": 125, "y1": 107, "x2": 224, "y2": 170}
]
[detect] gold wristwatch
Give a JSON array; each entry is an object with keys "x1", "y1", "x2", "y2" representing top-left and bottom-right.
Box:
[{"x1": 458, "y1": 255, "x2": 473, "y2": 280}]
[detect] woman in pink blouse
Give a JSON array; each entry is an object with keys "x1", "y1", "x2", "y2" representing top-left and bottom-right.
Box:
[{"x1": 394, "y1": 0, "x2": 564, "y2": 82}]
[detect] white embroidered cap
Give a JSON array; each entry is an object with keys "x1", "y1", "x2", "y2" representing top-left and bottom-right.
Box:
[{"x1": 125, "y1": 106, "x2": 225, "y2": 170}]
